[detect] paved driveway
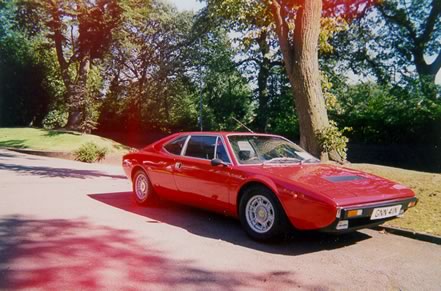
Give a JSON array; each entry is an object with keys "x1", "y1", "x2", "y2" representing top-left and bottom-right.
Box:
[{"x1": 0, "y1": 149, "x2": 440, "y2": 290}]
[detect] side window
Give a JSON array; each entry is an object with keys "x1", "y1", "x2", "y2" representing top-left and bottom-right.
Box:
[
  {"x1": 215, "y1": 138, "x2": 230, "y2": 163},
  {"x1": 185, "y1": 136, "x2": 217, "y2": 160},
  {"x1": 164, "y1": 136, "x2": 187, "y2": 155}
]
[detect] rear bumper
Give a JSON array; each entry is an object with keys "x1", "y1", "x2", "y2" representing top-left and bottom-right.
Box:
[{"x1": 320, "y1": 197, "x2": 418, "y2": 233}]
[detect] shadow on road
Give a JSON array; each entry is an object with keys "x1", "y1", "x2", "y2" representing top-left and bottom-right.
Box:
[
  {"x1": 0, "y1": 163, "x2": 126, "y2": 180},
  {"x1": 0, "y1": 215, "x2": 325, "y2": 290},
  {"x1": 0, "y1": 151, "x2": 23, "y2": 158},
  {"x1": 88, "y1": 192, "x2": 371, "y2": 256}
]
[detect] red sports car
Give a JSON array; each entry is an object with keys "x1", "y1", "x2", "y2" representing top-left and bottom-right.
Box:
[{"x1": 122, "y1": 132, "x2": 417, "y2": 241}]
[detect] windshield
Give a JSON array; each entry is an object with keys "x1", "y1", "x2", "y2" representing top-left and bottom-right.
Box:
[{"x1": 228, "y1": 135, "x2": 319, "y2": 165}]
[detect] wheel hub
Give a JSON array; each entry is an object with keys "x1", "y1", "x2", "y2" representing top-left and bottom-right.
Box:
[
  {"x1": 256, "y1": 207, "x2": 268, "y2": 222},
  {"x1": 135, "y1": 175, "x2": 148, "y2": 200}
]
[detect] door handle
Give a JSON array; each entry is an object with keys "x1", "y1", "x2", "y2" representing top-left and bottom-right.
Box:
[
  {"x1": 175, "y1": 162, "x2": 182, "y2": 170},
  {"x1": 143, "y1": 161, "x2": 166, "y2": 166}
]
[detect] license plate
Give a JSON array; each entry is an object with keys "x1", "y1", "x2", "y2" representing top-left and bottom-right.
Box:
[{"x1": 370, "y1": 205, "x2": 402, "y2": 220}]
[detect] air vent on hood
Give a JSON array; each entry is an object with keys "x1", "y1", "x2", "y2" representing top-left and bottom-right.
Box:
[{"x1": 324, "y1": 175, "x2": 365, "y2": 183}]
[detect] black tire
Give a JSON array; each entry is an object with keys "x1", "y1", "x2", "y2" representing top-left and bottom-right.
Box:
[
  {"x1": 132, "y1": 169, "x2": 155, "y2": 205},
  {"x1": 239, "y1": 185, "x2": 288, "y2": 241}
]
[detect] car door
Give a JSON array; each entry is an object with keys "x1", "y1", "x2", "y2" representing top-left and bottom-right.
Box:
[
  {"x1": 172, "y1": 135, "x2": 232, "y2": 213},
  {"x1": 145, "y1": 135, "x2": 187, "y2": 199}
]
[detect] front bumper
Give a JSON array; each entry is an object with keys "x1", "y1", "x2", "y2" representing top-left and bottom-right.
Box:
[{"x1": 321, "y1": 197, "x2": 418, "y2": 233}]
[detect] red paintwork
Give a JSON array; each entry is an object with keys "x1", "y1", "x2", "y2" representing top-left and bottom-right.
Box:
[{"x1": 122, "y1": 132, "x2": 416, "y2": 231}]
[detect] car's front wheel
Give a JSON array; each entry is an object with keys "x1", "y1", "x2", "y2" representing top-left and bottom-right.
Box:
[
  {"x1": 132, "y1": 169, "x2": 155, "y2": 205},
  {"x1": 239, "y1": 185, "x2": 288, "y2": 241}
]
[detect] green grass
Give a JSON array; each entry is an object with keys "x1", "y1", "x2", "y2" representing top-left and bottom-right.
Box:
[
  {"x1": 350, "y1": 163, "x2": 441, "y2": 236},
  {"x1": 0, "y1": 127, "x2": 130, "y2": 154}
]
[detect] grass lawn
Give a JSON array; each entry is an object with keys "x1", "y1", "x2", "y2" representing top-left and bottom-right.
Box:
[
  {"x1": 0, "y1": 127, "x2": 130, "y2": 154},
  {"x1": 350, "y1": 163, "x2": 441, "y2": 236}
]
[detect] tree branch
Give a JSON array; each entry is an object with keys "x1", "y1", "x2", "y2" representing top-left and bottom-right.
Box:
[
  {"x1": 429, "y1": 49, "x2": 441, "y2": 75},
  {"x1": 417, "y1": 0, "x2": 441, "y2": 44},
  {"x1": 49, "y1": 0, "x2": 70, "y2": 86},
  {"x1": 377, "y1": 2, "x2": 417, "y2": 42},
  {"x1": 268, "y1": 0, "x2": 294, "y2": 71},
  {"x1": 235, "y1": 57, "x2": 261, "y2": 67}
]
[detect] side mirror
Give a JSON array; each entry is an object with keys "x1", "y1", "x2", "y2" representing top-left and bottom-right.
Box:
[{"x1": 211, "y1": 158, "x2": 227, "y2": 167}]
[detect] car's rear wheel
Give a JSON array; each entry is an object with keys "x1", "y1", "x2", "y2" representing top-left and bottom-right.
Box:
[
  {"x1": 132, "y1": 169, "x2": 155, "y2": 205},
  {"x1": 239, "y1": 185, "x2": 288, "y2": 241}
]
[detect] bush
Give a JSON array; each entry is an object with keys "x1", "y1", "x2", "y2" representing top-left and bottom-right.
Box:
[
  {"x1": 42, "y1": 109, "x2": 68, "y2": 129},
  {"x1": 316, "y1": 121, "x2": 351, "y2": 161},
  {"x1": 73, "y1": 142, "x2": 107, "y2": 163}
]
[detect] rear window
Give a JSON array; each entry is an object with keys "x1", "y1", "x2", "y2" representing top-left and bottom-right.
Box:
[{"x1": 164, "y1": 136, "x2": 187, "y2": 155}]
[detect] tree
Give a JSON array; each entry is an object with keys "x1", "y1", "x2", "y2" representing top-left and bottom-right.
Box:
[
  {"x1": 196, "y1": 29, "x2": 254, "y2": 131},
  {"x1": 331, "y1": 0, "x2": 440, "y2": 95},
  {"x1": 267, "y1": 1, "x2": 332, "y2": 159},
  {"x1": 17, "y1": 0, "x2": 123, "y2": 131},
  {"x1": 99, "y1": 0, "x2": 199, "y2": 134},
  {"x1": 0, "y1": 0, "x2": 50, "y2": 126},
  {"x1": 201, "y1": 0, "x2": 366, "y2": 159},
  {"x1": 198, "y1": 1, "x2": 283, "y2": 132}
]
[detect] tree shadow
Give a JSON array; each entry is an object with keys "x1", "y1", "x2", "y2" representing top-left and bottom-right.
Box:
[
  {"x1": 0, "y1": 163, "x2": 126, "y2": 179},
  {"x1": 0, "y1": 215, "x2": 325, "y2": 290},
  {"x1": 0, "y1": 151, "x2": 21, "y2": 158},
  {"x1": 0, "y1": 150, "x2": 39, "y2": 160},
  {"x1": 0, "y1": 139, "x2": 27, "y2": 148},
  {"x1": 88, "y1": 192, "x2": 371, "y2": 256},
  {"x1": 44, "y1": 130, "x2": 81, "y2": 137}
]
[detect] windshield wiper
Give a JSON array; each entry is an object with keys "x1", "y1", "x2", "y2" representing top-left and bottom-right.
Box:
[
  {"x1": 263, "y1": 157, "x2": 302, "y2": 164},
  {"x1": 300, "y1": 158, "x2": 320, "y2": 164}
]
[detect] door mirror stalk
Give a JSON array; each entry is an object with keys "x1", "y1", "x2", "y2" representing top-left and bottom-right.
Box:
[{"x1": 211, "y1": 158, "x2": 228, "y2": 167}]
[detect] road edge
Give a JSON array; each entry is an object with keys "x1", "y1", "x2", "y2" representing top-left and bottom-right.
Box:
[
  {"x1": 2, "y1": 147, "x2": 122, "y2": 165},
  {"x1": 373, "y1": 225, "x2": 441, "y2": 245}
]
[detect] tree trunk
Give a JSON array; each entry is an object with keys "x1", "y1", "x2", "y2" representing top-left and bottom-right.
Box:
[
  {"x1": 291, "y1": 0, "x2": 329, "y2": 159},
  {"x1": 271, "y1": 0, "x2": 330, "y2": 159},
  {"x1": 255, "y1": 31, "x2": 271, "y2": 132},
  {"x1": 65, "y1": 55, "x2": 90, "y2": 131},
  {"x1": 413, "y1": 47, "x2": 439, "y2": 98}
]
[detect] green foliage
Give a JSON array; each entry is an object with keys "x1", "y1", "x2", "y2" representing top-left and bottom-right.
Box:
[
  {"x1": 78, "y1": 65, "x2": 104, "y2": 133},
  {"x1": 316, "y1": 121, "x2": 351, "y2": 161},
  {"x1": 99, "y1": 0, "x2": 199, "y2": 132},
  {"x1": 264, "y1": 67, "x2": 299, "y2": 138},
  {"x1": 42, "y1": 109, "x2": 68, "y2": 129},
  {"x1": 331, "y1": 81, "x2": 441, "y2": 144},
  {"x1": 0, "y1": 1, "x2": 50, "y2": 126},
  {"x1": 330, "y1": 0, "x2": 441, "y2": 88},
  {"x1": 197, "y1": 28, "x2": 254, "y2": 131},
  {"x1": 73, "y1": 142, "x2": 107, "y2": 163}
]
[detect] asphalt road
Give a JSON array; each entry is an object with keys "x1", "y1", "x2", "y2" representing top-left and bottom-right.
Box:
[{"x1": 0, "y1": 148, "x2": 440, "y2": 291}]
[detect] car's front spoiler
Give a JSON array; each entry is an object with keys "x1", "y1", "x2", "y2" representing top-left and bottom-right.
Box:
[{"x1": 320, "y1": 197, "x2": 418, "y2": 233}]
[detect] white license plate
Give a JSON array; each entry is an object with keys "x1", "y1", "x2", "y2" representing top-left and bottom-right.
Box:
[{"x1": 370, "y1": 205, "x2": 402, "y2": 220}]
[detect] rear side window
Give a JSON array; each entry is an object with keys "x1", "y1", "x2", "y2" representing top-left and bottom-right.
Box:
[
  {"x1": 164, "y1": 136, "x2": 187, "y2": 155},
  {"x1": 185, "y1": 136, "x2": 217, "y2": 160}
]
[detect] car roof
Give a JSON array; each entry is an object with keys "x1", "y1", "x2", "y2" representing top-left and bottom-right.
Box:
[{"x1": 174, "y1": 131, "x2": 281, "y2": 137}]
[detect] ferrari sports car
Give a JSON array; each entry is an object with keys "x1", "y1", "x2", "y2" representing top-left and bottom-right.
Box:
[{"x1": 122, "y1": 132, "x2": 417, "y2": 241}]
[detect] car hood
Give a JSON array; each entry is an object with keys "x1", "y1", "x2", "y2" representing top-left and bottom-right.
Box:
[{"x1": 261, "y1": 163, "x2": 414, "y2": 206}]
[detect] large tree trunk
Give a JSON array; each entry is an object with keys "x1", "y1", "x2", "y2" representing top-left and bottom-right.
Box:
[
  {"x1": 291, "y1": 0, "x2": 329, "y2": 159},
  {"x1": 271, "y1": 0, "x2": 331, "y2": 160},
  {"x1": 65, "y1": 55, "x2": 90, "y2": 131}
]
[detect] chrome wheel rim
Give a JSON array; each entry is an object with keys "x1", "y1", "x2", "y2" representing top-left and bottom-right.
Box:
[
  {"x1": 245, "y1": 195, "x2": 275, "y2": 234},
  {"x1": 135, "y1": 173, "x2": 148, "y2": 201}
]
